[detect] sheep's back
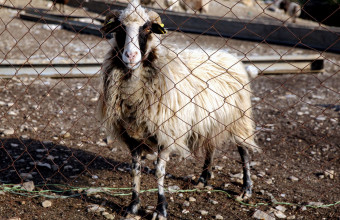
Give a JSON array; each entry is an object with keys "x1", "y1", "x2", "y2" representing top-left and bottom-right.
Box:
[{"x1": 147, "y1": 48, "x2": 255, "y2": 154}]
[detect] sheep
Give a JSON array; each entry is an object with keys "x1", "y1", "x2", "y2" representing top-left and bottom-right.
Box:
[
  {"x1": 273, "y1": 0, "x2": 301, "y2": 23},
  {"x1": 165, "y1": 0, "x2": 209, "y2": 13},
  {"x1": 98, "y1": 0, "x2": 259, "y2": 219}
]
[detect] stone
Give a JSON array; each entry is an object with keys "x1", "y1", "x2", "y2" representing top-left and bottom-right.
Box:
[
  {"x1": 324, "y1": 170, "x2": 335, "y2": 179},
  {"x1": 22, "y1": 181, "x2": 35, "y2": 191},
  {"x1": 209, "y1": 199, "x2": 218, "y2": 205},
  {"x1": 215, "y1": 214, "x2": 223, "y2": 219},
  {"x1": 188, "y1": 197, "x2": 196, "y2": 202},
  {"x1": 230, "y1": 173, "x2": 243, "y2": 179},
  {"x1": 182, "y1": 201, "x2": 190, "y2": 207},
  {"x1": 168, "y1": 185, "x2": 180, "y2": 193},
  {"x1": 265, "y1": 179, "x2": 273, "y2": 184},
  {"x1": 274, "y1": 210, "x2": 287, "y2": 219},
  {"x1": 42, "y1": 200, "x2": 52, "y2": 208},
  {"x1": 288, "y1": 176, "x2": 299, "y2": 181},
  {"x1": 199, "y1": 210, "x2": 208, "y2": 215},
  {"x1": 253, "y1": 210, "x2": 275, "y2": 220},
  {"x1": 287, "y1": 215, "x2": 296, "y2": 219},
  {"x1": 3, "y1": 128, "x2": 15, "y2": 135},
  {"x1": 20, "y1": 173, "x2": 33, "y2": 180},
  {"x1": 87, "y1": 204, "x2": 106, "y2": 213},
  {"x1": 182, "y1": 209, "x2": 189, "y2": 214},
  {"x1": 275, "y1": 205, "x2": 287, "y2": 212}
]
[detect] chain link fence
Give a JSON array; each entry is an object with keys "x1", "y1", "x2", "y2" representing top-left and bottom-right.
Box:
[{"x1": 0, "y1": 0, "x2": 339, "y2": 219}]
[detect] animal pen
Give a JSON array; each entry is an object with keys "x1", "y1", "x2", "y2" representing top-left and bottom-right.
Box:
[{"x1": 0, "y1": 0, "x2": 339, "y2": 219}]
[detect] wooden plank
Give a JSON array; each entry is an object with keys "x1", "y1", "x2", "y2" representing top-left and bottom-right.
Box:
[
  {"x1": 0, "y1": 55, "x2": 323, "y2": 78},
  {"x1": 66, "y1": 0, "x2": 340, "y2": 54}
]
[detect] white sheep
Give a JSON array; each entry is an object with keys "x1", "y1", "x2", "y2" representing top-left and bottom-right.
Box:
[{"x1": 98, "y1": 1, "x2": 259, "y2": 219}]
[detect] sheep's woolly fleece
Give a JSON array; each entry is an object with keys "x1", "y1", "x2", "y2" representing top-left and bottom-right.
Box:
[{"x1": 119, "y1": 0, "x2": 150, "y2": 26}]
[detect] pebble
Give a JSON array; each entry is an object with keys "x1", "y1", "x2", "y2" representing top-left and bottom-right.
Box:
[
  {"x1": 182, "y1": 209, "x2": 189, "y2": 214},
  {"x1": 214, "y1": 165, "x2": 223, "y2": 171},
  {"x1": 102, "y1": 212, "x2": 115, "y2": 220},
  {"x1": 265, "y1": 179, "x2": 273, "y2": 184},
  {"x1": 209, "y1": 199, "x2": 218, "y2": 205},
  {"x1": 20, "y1": 173, "x2": 33, "y2": 180},
  {"x1": 324, "y1": 170, "x2": 335, "y2": 179},
  {"x1": 22, "y1": 181, "x2": 35, "y2": 191},
  {"x1": 97, "y1": 140, "x2": 107, "y2": 147},
  {"x1": 37, "y1": 162, "x2": 52, "y2": 170},
  {"x1": 215, "y1": 214, "x2": 223, "y2": 220},
  {"x1": 253, "y1": 210, "x2": 275, "y2": 220},
  {"x1": 182, "y1": 201, "x2": 190, "y2": 207},
  {"x1": 316, "y1": 115, "x2": 326, "y2": 121},
  {"x1": 230, "y1": 173, "x2": 243, "y2": 179},
  {"x1": 275, "y1": 205, "x2": 287, "y2": 212},
  {"x1": 199, "y1": 210, "x2": 208, "y2": 215},
  {"x1": 288, "y1": 176, "x2": 299, "y2": 181},
  {"x1": 42, "y1": 200, "x2": 52, "y2": 208},
  {"x1": 10, "y1": 143, "x2": 19, "y2": 147},
  {"x1": 257, "y1": 171, "x2": 265, "y2": 178},
  {"x1": 8, "y1": 218, "x2": 21, "y2": 220},
  {"x1": 3, "y1": 128, "x2": 15, "y2": 135},
  {"x1": 8, "y1": 111, "x2": 18, "y2": 116},
  {"x1": 287, "y1": 215, "x2": 296, "y2": 219},
  {"x1": 307, "y1": 202, "x2": 324, "y2": 207},
  {"x1": 87, "y1": 204, "x2": 106, "y2": 213},
  {"x1": 274, "y1": 210, "x2": 287, "y2": 219},
  {"x1": 188, "y1": 197, "x2": 196, "y2": 202},
  {"x1": 168, "y1": 185, "x2": 180, "y2": 193}
]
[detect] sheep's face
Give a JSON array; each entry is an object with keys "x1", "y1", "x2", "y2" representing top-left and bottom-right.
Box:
[{"x1": 101, "y1": 6, "x2": 166, "y2": 70}]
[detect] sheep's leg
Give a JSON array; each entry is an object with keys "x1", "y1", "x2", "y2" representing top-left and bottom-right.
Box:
[
  {"x1": 237, "y1": 145, "x2": 252, "y2": 200},
  {"x1": 152, "y1": 150, "x2": 169, "y2": 220},
  {"x1": 126, "y1": 147, "x2": 142, "y2": 216},
  {"x1": 196, "y1": 148, "x2": 215, "y2": 188}
]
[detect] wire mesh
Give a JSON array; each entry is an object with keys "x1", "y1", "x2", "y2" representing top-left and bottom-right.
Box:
[{"x1": 0, "y1": 0, "x2": 339, "y2": 219}]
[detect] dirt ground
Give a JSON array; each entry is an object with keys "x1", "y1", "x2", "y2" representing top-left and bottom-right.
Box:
[{"x1": 0, "y1": 1, "x2": 339, "y2": 220}]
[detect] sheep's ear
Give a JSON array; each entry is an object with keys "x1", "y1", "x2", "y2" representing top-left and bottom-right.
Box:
[
  {"x1": 151, "y1": 23, "x2": 167, "y2": 34},
  {"x1": 100, "y1": 10, "x2": 121, "y2": 35}
]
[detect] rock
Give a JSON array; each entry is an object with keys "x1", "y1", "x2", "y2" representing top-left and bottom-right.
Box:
[
  {"x1": 97, "y1": 140, "x2": 107, "y2": 147},
  {"x1": 8, "y1": 111, "x2": 18, "y2": 116},
  {"x1": 20, "y1": 173, "x2": 33, "y2": 180},
  {"x1": 209, "y1": 199, "x2": 218, "y2": 205},
  {"x1": 249, "y1": 161, "x2": 259, "y2": 167},
  {"x1": 37, "y1": 162, "x2": 52, "y2": 170},
  {"x1": 168, "y1": 185, "x2": 180, "y2": 193},
  {"x1": 274, "y1": 210, "x2": 287, "y2": 219},
  {"x1": 253, "y1": 210, "x2": 275, "y2": 220},
  {"x1": 288, "y1": 176, "x2": 299, "y2": 181},
  {"x1": 3, "y1": 128, "x2": 15, "y2": 135},
  {"x1": 230, "y1": 173, "x2": 243, "y2": 179},
  {"x1": 188, "y1": 197, "x2": 196, "y2": 202},
  {"x1": 10, "y1": 143, "x2": 19, "y2": 147},
  {"x1": 8, "y1": 218, "x2": 21, "y2": 220},
  {"x1": 87, "y1": 204, "x2": 106, "y2": 213},
  {"x1": 316, "y1": 115, "x2": 326, "y2": 121},
  {"x1": 287, "y1": 215, "x2": 296, "y2": 219},
  {"x1": 22, "y1": 181, "x2": 35, "y2": 191},
  {"x1": 182, "y1": 201, "x2": 190, "y2": 207},
  {"x1": 275, "y1": 205, "x2": 287, "y2": 212},
  {"x1": 214, "y1": 165, "x2": 223, "y2": 171},
  {"x1": 215, "y1": 214, "x2": 223, "y2": 219},
  {"x1": 324, "y1": 170, "x2": 335, "y2": 179},
  {"x1": 42, "y1": 200, "x2": 52, "y2": 208},
  {"x1": 307, "y1": 202, "x2": 324, "y2": 207},
  {"x1": 199, "y1": 210, "x2": 208, "y2": 215},
  {"x1": 265, "y1": 179, "x2": 273, "y2": 184},
  {"x1": 257, "y1": 171, "x2": 265, "y2": 178},
  {"x1": 102, "y1": 212, "x2": 115, "y2": 220},
  {"x1": 182, "y1": 209, "x2": 189, "y2": 214}
]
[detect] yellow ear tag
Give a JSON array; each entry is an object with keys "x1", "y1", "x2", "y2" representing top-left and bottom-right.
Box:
[{"x1": 160, "y1": 23, "x2": 164, "y2": 28}]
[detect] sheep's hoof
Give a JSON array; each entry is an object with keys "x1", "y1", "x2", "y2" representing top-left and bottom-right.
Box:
[
  {"x1": 236, "y1": 190, "x2": 252, "y2": 201},
  {"x1": 151, "y1": 212, "x2": 167, "y2": 220},
  {"x1": 123, "y1": 213, "x2": 141, "y2": 220}
]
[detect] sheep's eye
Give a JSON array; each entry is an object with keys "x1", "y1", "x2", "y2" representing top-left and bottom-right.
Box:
[{"x1": 142, "y1": 23, "x2": 151, "y2": 33}]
